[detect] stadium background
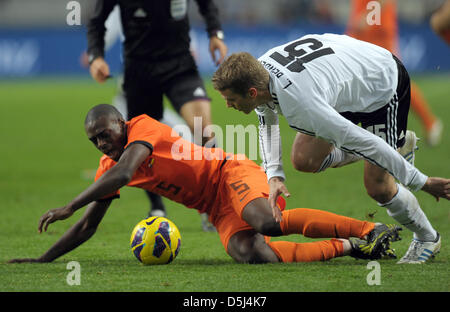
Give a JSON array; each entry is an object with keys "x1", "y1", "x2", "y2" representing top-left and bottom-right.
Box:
[
  {"x1": 0, "y1": 0, "x2": 449, "y2": 77},
  {"x1": 0, "y1": 0, "x2": 449, "y2": 293}
]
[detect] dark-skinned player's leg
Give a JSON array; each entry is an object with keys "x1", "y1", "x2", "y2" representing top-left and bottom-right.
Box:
[
  {"x1": 228, "y1": 198, "x2": 378, "y2": 263},
  {"x1": 218, "y1": 158, "x2": 384, "y2": 263},
  {"x1": 227, "y1": 230, "x2": 280, "y2": 263},
  {"x1": 227, "y1": 198, "x2": 282, "y2": 263}
]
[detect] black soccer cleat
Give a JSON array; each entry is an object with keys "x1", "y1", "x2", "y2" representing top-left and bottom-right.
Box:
[
  {"x1": 349, "y1": 237, "x2": 381, "y2": 260},
  {"x1": 367, "y1": 223, "x2": 402, "y2": 245},
  {"x1": 381, "y1": 246, "x2": 398, "y2": 259},
  {"x1": 349, "y1": 237, "x2": 396, "y2": 260},
  {"x1": 350, "y1": 223, "x2": 402, "y2": 260}
]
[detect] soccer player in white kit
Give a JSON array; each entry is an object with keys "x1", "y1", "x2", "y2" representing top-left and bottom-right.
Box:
[{"x1": 212, "y1": 33, "x2": 450, "y2": 264}]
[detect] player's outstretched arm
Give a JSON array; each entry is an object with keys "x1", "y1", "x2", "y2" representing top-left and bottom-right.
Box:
[
  {"x1": 8, "y1": 144, "x2": 150, "y2": 264},
  {"x1": 421, "y1": 177, "x2": 450, "y2": 201},
  {"x1": 8, "y1": 200, "x2": 111, "y2": 263},
  {"x1": 38, "y1": 143, "x2": 149, "y2": 233},
  {"x1": 59, "y1": 143, "x2": 151, "y2": 219}
]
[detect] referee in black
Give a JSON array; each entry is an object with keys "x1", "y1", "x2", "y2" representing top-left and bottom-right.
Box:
[{"x1": 87, "y1": 0, "x2": 227, "y2": 231}]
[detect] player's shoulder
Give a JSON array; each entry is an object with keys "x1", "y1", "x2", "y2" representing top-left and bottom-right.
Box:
[
  {"x1": 128, "y1": 114, "x2": 155, "y2": 126},
  {"x1": 127, "y1": 114, "x2": 161, "y2": 132},
  {"x1": 126, "y1": 114, "x2": 169, "y2": 148}
]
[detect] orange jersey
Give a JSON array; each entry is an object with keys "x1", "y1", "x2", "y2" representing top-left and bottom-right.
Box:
[
  {"x1": 347, "y1": 0, "x2": 399, "y2": 54},
  {"x1": 94, "y1": 114, "x2": 289, "y2": 250},
  {"x1": 95, "y1": 114, "x2": 230, "y2": 213}
]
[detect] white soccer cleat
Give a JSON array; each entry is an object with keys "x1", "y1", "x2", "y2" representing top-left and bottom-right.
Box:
[
  {"x1": 398, "y1": 130, "x2": 418, "y2": 165},
  {"x1": 397, "y1": 233, "x2": 441, "y2": 264},
  {"x1": 426, "y1": 119, "x2": 443, "y2": 147}
]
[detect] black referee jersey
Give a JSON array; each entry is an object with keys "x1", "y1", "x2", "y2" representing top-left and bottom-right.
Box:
[{"x1": 87, "y1": 0, "x2": 222, "y2": 62}]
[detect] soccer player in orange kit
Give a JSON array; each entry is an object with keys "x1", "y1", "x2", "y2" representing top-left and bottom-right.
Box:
[
  {"x1": 347, "y1": 0, "x2": 443, "y2": 146},
  {"x1": 9, "y1": 104, "x2": 402, "y2": 264}
]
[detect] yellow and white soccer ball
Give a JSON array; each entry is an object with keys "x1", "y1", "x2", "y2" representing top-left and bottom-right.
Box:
[{"x1": 130, "y1": 216, "x2": 181, "y2": 265}]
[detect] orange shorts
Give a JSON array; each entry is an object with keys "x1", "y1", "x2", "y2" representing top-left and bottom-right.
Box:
[{"x1": 207, "y1": 157, "x2": 284, "y2": 251}]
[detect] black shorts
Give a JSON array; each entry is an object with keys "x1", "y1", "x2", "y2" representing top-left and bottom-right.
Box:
[
  {"x1": 340, "y1": 54, "x2": 411, "y2": 149},
  {"x1": 122, "y1": 52, "x2": 210, "y2": 121}
]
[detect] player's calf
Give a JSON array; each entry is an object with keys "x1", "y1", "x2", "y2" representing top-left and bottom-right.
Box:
[
  {"x1": 363, "y1": 162, "x2": 398, "y2": 204},
  {"x1": 227, "y1": 230, "x2": 279, "y2": 264}
]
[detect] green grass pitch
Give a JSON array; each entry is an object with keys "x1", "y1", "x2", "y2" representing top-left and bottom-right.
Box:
[{"x1": 0, "y1": 75, "x2": 449, "y2": 292}]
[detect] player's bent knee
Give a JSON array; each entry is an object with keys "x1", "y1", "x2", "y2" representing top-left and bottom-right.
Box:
[
  {"x1": 227, "y1": 241, "x2": 253, "y2": 263},
  {"x1": 291, "y1": 154, "x2": 319, "y2": 173},
  {"x1": 242, "y1": 199, "x2": 283, "y2": 237},
  {"x1": 291, "y1": 150, "x2": 326, "y2": 173},
  {"x1": 291, "y1": 134, "x2": 333, "y2": 173},
  {"x1": 244, "y1": 214, "x2": 279, "y2": 236},
  {"x1": 253, "y1": 220, "x2": 282, "y2": 237},
  {"x1": 227, "y1": 231, "x2": 278, "y2": 264}
]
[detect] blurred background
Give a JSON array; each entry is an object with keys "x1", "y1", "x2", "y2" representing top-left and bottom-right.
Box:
[{"x1": 0, "y1": 0, "x2": 448, "y2": 77}]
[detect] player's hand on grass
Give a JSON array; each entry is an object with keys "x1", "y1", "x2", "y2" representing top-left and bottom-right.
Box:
[
  {"x1": 38, "y1": 206, "x2": 74, "y2": 233},
  {"x1": 421, "y1": 177, "x2": 450, "y2": 201},
  {"x1": 89, "y1": 57, "x2": 110, "y2": 83},
  {"x1": 268, "y1": 177, "x2": 290, "y2": 223}
]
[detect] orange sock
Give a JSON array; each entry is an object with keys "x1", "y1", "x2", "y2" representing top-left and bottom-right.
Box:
[
  {"x1": 268, "y1": 239, "x2": 344, "y2": 262},
  {"x1": 266, "y1": 208, "x2": 374, "y2": 263},
  {"x1": 279, "y1": 208, "x2": 374, "y2": 238},
  {"x1": 410, "y1": 82, "x2": 436, "y2": 131}
]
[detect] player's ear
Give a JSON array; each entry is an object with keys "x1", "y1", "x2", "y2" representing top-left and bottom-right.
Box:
[
  {"x1": 248, "y1": 87, "x2": 258, "y2": 99},
  {"x1": 118, "y1": 118, "x2": 126, "y2": 132}
]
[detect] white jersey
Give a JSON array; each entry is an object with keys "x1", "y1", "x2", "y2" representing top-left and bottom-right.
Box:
[{"x1": 256, "y1": 33, "x2": 427, "y2": 191}]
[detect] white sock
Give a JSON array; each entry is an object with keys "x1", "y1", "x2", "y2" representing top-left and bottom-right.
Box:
[
  {"x1": 316, "y1": 147, "x2": 362, "y2": 172},
  {"x1": 380, "y1": 183, "x2": 437, "y2": 242}
]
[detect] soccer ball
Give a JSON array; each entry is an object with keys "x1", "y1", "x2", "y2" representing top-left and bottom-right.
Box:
[{"x1": 130, "y1": 216, "x2": 181, "y2": 265}]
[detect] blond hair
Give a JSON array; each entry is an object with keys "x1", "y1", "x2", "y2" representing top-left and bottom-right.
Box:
[{"x1": 212, "y1": 52, "x2": 269, "y2": 96}]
